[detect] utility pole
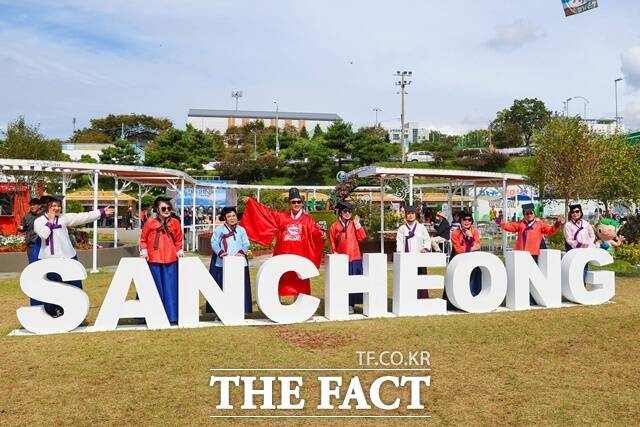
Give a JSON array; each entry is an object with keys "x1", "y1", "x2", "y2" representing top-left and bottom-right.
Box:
[
  {"x1": 615, "y1": 78, "x2": 623, "y2": 130},
  {"x1": 251, "y1": 129, "x2": 257, "y2": 160},
  {"x1": 373, "y1": 108, "x2": 382, "y2": 127},
  {"x1": 395, "y1": 71, "x2": 412, "y2": 164},
  {"x1": 72, "y1": 117, "x2": 76, "y2": 134},
  {"x1": 231, "y1": 91, "x2": 243, "y2": 111},
  {"x1": 273, "y1": 101, "x2": 280, "y2": 157},
  {"x1": 121, "y1": 122, "x2": 125, "y2": 139}
]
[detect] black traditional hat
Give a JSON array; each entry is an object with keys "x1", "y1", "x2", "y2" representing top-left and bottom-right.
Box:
[
  {"x1": 336, "y1": 201, "x2": 354, "y2": 212},
  {"x1": 218, "y1": 206, "x2": 237, "y2": 222},
  {"x1": 460, "y1": 211, "x2": 474, "y2": 223},
  {"x1": 288, "y1": 187, "x2": 302, "y2": 201},
  {"x1": 405, "y1": 204, "x2": 418, "y2": 213},
  {"x1": 40, "y1": 195, "x2": 64, "y2": 205},
  {"x1": 522, "y1": 203, "x2": 535, "y2": 213},
  {"x1": 28, "y1": 197, "x2": 41, "y2": 205},
  {"x1": 569, "y1": 203, "x2": 582, "y2": 211}
]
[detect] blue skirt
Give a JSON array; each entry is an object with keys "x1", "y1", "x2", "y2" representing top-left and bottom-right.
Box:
[
  {"x1": 148, "y1": 262, "x2": 179, "y2": 323},
  {"x1": 207, "y1": 256, "x2": 253, "y2": 314},
  {"x1": 348, "y1": 259, "x2": 364, "y2": 306}
]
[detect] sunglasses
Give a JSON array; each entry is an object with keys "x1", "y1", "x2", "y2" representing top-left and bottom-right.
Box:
[
  {"x1": 524, "y1": 210, "x2": 534, "y2": 215},
  {"x1": 159, "y1": 206, "x2": 172, "y2": 212},
  {"x1": 290, "y1": 200, "x2": 303, "y2": 205},
  {"x1": 462, "y1": 217, "x2": 472, "y2": 222},
  {"x1": 341, "y1": 209, "x2": 353, "y2": 213},
  {"x1": 571, "y1": 210, "x2": 581, "y2": 214}
]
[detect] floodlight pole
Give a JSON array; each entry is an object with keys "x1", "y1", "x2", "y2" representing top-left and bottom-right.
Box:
[
  {"x1": 615, "y1": 78, "x2": 623, "y2": 130},
  {"x1": 395, "y1": 71, "x2": 412, "y2": 163},
  {"x1": 274, "y1": 101, "x2": 280, "y2": 157}
]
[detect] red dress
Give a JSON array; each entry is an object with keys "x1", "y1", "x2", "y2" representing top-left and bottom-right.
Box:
[
  {"x1": 241, "y1": 198, "x2": 325, "y2": 296},
  {"x1": 499, "y1": 218, "x2": 560, "y2": 256},
  {"x1": 329, "y1": 220, "x2": 366, "y2": 261}
]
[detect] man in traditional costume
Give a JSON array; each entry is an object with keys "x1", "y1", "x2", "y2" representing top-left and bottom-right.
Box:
[
  {"x1": 499, "y1": 203, "x2": 563, "y2": 262},
  {"x1": 34, "y1": 195, "x2": 114, "y2": 317},
  {"x1": 396, "y1": 205, "x2": 431, "y2": 298},
  {"x1": 241, "y1": 188, "x2": 325, "y2": 298},
  {"x1": 329, "y1": 201, "x2": 367, "y2": 314},
  {"x1": 207, "y1": 206, "x2": 252, "y2": 314},
  {"x1": 139, "y1": 196, "x2": 184, "y2": 324},
  {"x1": 19, "y1": 197, "x2": 42, "y2": 264}
]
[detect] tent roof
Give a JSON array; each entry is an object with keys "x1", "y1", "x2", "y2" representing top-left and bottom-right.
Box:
[
  {"x1": 64, "y1": 190, "x2": 137, "y2": 202},
  {"x1": 0, "y1": 158, "x2": 195, "y2": 186},
  {"x1": 346, "y1": 166, "x2": 527, "y2": 185}
]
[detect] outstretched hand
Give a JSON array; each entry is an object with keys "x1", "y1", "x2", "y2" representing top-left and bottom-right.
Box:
[{"x1": 103, "y1": 206, "x2": 116, "y2": 217}]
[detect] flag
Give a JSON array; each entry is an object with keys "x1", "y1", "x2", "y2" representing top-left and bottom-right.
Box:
[{"x1": 562, "y1": 0, "x2": 598, "y2": 17}]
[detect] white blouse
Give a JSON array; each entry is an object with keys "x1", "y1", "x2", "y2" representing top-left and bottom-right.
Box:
[
  {"x1": 34, "y1": 209, "x2": 103, "y2": 259},
  {"x1": 396, "y1": 222, "x2": 432, "y2": 253}
]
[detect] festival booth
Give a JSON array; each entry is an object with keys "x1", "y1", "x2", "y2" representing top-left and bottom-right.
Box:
[{"x1": 343, "y1": 166, "x2": 529, "y2": 256}]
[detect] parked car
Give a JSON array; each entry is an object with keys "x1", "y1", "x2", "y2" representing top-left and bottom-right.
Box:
[
  {"x1": 459, "y1": 148, "x2": 489, "y2": 159},
  {"x1": 495, "y1": 146, "x2": 530, "y2": 157},
  {"x1": 406, "y1": 151, "x2": 435, "y2": 162}
]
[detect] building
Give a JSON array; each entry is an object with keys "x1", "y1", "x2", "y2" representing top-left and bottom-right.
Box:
[
  {"x1": 187, "y1": 109, "x2": 341, "y2": 135},
  {"x1": 584, "y1": 119, "x2": 624, "y2": 135},
  {"x1": 385, "y1": 122, "x2": 430, "y2": 144},
  {"x1": 61, "y1": 142, "x2": 145, "y2": 162}
]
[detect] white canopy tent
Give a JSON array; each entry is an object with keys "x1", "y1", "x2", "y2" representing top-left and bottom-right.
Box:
[{"x1": 344, "y1": 166, "x2": 529, "y2": 255}]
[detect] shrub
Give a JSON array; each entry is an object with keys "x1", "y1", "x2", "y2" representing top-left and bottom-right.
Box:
[
  {"x1": 616, "y1": 243, "x2": 640, "y2": 265},
  {"x1": 620, "y1": 215, "x2": 640, "y2": 244}
]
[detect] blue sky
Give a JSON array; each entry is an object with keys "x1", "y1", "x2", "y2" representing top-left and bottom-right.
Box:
[{"x1": 1, "y1": 0, "x2": 639, "y2": 138}]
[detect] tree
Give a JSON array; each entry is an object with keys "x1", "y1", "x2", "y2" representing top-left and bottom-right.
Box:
[
  {"x1": 351, "y1": 127, "x2": 398, "y2": 166},
  {"x1": 299, "y1": 126, "x2": 309, "y2": 139},
  {"x1": 90, "y1": 114, "x2": 172, "y2": 143},
  {"x1": 282, "y1": 139, "x2": 333, "y2": 183},
  {"x1": 79, "y1": 154, "x2": 98, "y2": 163},
  {"x1": 69, "y1": 128, "x2": 112, "y2": 145},
  {"x1": 323, "y1": 120, "x2": 354, "y2": 166},
  {"x1": 312, "y1": 124, "x2": 324, "y2": 139},
  {"x1": 218, "y1": 154, "x2": 282, "y2": 183},
  {"x1": 528, "y1": 116, "x2": 601, "y2": 214},
  {"x1": 592, "y1": 134, "x2": 640, "y2": 209},
  {"x1": 99, "y1": 139, "x2": 141, "y2": 165},
  {"x1": 144, "y1": 125, "x2": 223, "y2": 171},
  {"x1": 463, "y1": 129, "x2": 489, "y2": 147},
  {"x1": 503, "y1": 98, "x2": 551, "y2": 146},
  {"x1": 0, "y1": 117, "x2": 68, "y2": 161},
  {"x1": 490, "y1": 110, "x2": 524, "y2": 148}
]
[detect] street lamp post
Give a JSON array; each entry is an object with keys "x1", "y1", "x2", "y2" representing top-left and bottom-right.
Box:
[
  {"x1": 231, "y1": 91, "x2": 243, "y2": 111},
  {"x1": 615, "y1": 78, "x2": 623, "y2": 129},
  {"x1": 373, "y1": 107, "x2": 382, "y2": 127},
  {"x1": 565, "y1": 97, "x2": 572, "y2": 117},
  {"x1": 273, "y1": 101, "x2": 280, "y2": 157},
  {"x1": 250, "y1": 130, "x2": 257, "y2": 160},
  {"x1": 571, "y1": 96, "x2": 589, "y2": 119}
]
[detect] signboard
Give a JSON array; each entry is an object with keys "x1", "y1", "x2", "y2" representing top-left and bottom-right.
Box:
[{"x1": 562, "y1": 0, "x2": 598, "y2": 17}]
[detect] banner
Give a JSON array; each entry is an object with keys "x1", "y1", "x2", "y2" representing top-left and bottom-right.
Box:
[{"x1": 562, "y1": 0, "x2": 598, "y2": 17}]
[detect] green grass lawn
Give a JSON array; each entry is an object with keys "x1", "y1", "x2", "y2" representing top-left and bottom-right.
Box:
[{"x1": 1, "y1": 267, "x2": 639, "y2": 426}]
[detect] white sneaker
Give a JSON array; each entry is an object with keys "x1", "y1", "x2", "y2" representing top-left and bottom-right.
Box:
[{"x1": 348, "y1": 305, "x2": 355, "y2": 314}]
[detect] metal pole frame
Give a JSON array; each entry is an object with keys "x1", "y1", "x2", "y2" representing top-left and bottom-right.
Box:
[
  {"x1": 380, "y1": 176, "x2": 385, "y2": 253},
  {"x1": 91, "y1": 170, "x2": 99, "y2": 273},
  {"x1": 114, "y1": 177, "x2": 118, "y2": 248},
  {"x1": 192, "y1": 183, "x2": 197, "y2": 252},
  {"x1": 502, "y1": 178, "x2": 508, "y2": 256}
]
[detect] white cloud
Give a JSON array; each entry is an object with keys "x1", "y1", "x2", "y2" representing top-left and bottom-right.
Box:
[
  {"x1": 621, "y1": 46, "x2": 640, "y2": 90},
  {"x1": 624, "y1": 99, "x2": 640, "y2": 131},
  {"x1": 485, "y1": 19, "x2": 544, "y2": 51}
]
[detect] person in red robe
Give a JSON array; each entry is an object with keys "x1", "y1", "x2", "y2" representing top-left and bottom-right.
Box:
[
  {"x1": 241, "y1": 188, "x2": 326, "y2": 297},
  {"x1": 329, "y1": 201, "x2": 367, "y2": 314}
]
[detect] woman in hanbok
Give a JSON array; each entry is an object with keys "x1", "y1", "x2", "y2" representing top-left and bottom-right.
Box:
[
  {"x1": 34, "y1": 195, "x2": 114, "y2": 317},
  {"x1": 207, "y1": 207, "x2": 252, "y2": 314},
  {"x1": 329, "y1": 201, "x2": 367, "y2": 314},
  {"x1": 139, "y1": 197, "x2": 184, "y2": 324}
]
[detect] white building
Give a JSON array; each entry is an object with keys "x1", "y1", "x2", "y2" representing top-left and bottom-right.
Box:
[
  {"x1": 584, "y1": 119, "x2": 624, "y2": 135},
  {"x1": 187, "y1": 109, "x2": 341, "y2": 135},
  {"x1": 385, "y1": 122, "x2": 430, "y2": 144},
  {"x1": 61, "y1": 142, "x2": 145, "y2": 161}
]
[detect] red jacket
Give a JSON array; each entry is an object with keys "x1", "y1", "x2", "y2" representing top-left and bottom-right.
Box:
[
  {"x1": 499, "y1": 218, "x2": 560, "y2": 255},
  {"x1": 140, "y1": 217, "x2": 183, "y2": 264},
  {"x1": 329, "y1": 220, "x2": 366, "y2": 261},
  {"x1": 451, "y1": 227, "x2": 481, "y2": 255}
]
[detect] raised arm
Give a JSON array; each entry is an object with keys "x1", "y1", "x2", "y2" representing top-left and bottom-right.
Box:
[{"x1": 33, "y1": 216, "x2": 51, "y2": 240}]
